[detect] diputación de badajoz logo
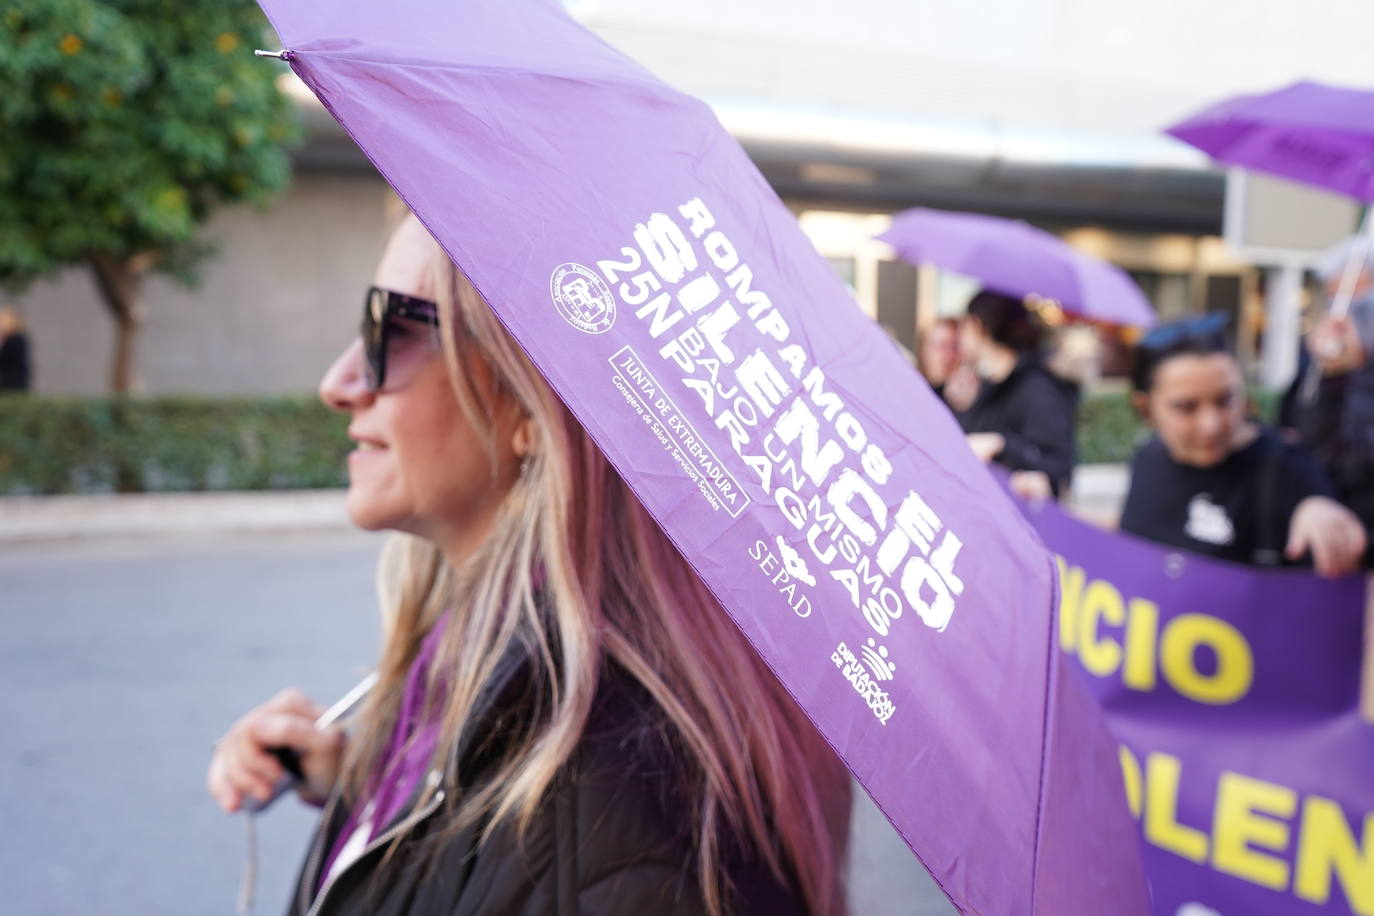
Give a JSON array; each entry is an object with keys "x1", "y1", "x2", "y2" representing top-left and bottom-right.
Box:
[{"x1": 550, "y1": 263, "x2": 616, "y2": 334}]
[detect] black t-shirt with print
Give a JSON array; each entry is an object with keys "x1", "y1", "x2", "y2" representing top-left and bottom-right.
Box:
[{"x1": 1119, "y1": 428, "x2": 1335, "y2": 567}]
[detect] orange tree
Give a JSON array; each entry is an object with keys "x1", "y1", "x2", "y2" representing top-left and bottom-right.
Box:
[{"x1": 0, "y1": 0, "x2": 299, "y2": 391}]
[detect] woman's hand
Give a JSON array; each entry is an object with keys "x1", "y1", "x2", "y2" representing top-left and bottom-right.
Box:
[
  {"x1": 1009, "y1": 469, "x2": 1053, "y2": 504},
  {"x1": 1286, "y1": 496, "x2": 1368, "y2": 577},
  {"x1": 966, "y1": 432, "x2": 1006, "y2": 464},
  {"x1": 207, "y1": 688, "x2": 345, "y2": 812},
  {"x1": 1308, "y1": 315, "x2": 1366, "y2": 375}
]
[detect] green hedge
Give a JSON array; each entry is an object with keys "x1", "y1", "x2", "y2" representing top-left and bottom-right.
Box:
[
  {"x1": 0, "y1": 389, "x2": 1284, "y2": 495},
  {"x1": 0, "y1": 395, "x2": 350, "y2": 495}
]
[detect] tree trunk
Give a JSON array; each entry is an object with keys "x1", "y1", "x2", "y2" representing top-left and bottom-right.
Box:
[{"x1": 89, "y1": 253, "x2": 152, "y2": 394}]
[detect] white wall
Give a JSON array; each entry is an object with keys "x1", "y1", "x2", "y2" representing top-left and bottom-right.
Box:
[
  {"x1": 16, "y1": 173, "x2": 391, "y2": 395},
  {"x1": 576, "y1": 0, "x2": 1374, "y2": 137}
]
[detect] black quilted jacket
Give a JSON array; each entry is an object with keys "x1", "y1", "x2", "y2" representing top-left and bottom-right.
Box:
[{"x1": 284, "y1": 647, "x2": 806, "y2": 916}]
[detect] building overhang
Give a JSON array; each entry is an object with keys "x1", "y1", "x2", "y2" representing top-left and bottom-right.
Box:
[{"x1": 283, "y1": 79, "x2": 1224, "y2": 235}]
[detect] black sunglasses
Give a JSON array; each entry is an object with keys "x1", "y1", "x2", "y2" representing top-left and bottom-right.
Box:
[{"x1": 361, "y1": 285, "x2": 440, "y2": 391}]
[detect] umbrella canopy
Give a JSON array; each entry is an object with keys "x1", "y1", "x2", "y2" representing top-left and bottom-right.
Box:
[
  {"x1": 878, "y1": 208, "x2": 1156, "y2": 328},
  {"x1": 255, "y1": 2, "x2": 1147, "y2": 912},
  {"x1": 1166, "y1": 80, "x2": 1374, "y2": 203},
  {"x1": 1167, "y1": 79, "x2": 1374, "y2": 318}
]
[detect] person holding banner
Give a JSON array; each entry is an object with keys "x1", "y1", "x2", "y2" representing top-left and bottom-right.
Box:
[
  {"x1": 1120, "y1": 314, "x2": 1366, "y2": 575},
  {"x1": 206, "y1": 215, "x2": 851, "y2": 916},
  {"x1": 1280, "y1": 239, "x2": 1374, "y2": 562},
  {"x1": 955, "y1": 289, "x2": 1078, "y2": 501}
]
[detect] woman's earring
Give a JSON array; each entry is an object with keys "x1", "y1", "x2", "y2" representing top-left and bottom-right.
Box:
[{"x1": 520, "y1": 454, "x2": 532, "y2": 478}]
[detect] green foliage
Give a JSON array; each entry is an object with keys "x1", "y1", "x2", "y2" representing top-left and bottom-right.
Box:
[
  {"x1": 0, "y1": 390, "x2": 1292, "y2": 496},
  {"x1": 0, "y1": 0, "x2": 300, "y2": 288},
  {"x1": 1075, "y1": 390, "x2": 1147, "y2": 464},
  {"x1": 0, "y1": 395, "x2": 349, "y2": 494}
]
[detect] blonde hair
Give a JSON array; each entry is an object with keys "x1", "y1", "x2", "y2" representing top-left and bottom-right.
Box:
[{"x1": 340, "y1": 229, "x2": 850, "y2": 915}]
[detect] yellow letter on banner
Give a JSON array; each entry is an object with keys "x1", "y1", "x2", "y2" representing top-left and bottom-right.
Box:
[
  {"x1": 1056, "y1": 556, "x2": 1082, "y2": 654},
  {"x1": 1145, "y1": 753, "x2": 1208, "y2": 863},
  {"x1": 1294, "y1": 796, "x2": 1374, "y2": 914},
  {"x1": 1119, "y1": 744, "x2": 1142, "y2": 820},
  {"x1": 1160, "y1": 613, "x2": 1253, "y2": 704},
  {"x1": 1123, "y1": 598, "x2": 1159, "y2": 691},
  {"x1": 1212, "y1": 772, "x2": 1296, "y2": 890},
  {"x1": 1078, "y1": 580, "x2": 1124, "y2": 677}
]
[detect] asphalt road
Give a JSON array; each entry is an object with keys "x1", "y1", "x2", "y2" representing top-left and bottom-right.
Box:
[{"x1": 0, "y1": 529, "x2": 953, "y2": 915}]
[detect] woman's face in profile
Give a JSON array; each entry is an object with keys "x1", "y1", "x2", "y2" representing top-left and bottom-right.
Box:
[
  {"x1": 319, "y1": 216, "x2": 520, "y2": 548},
  {"x1": 919, "y1": 322, "x2": 959, "y2": 384}
]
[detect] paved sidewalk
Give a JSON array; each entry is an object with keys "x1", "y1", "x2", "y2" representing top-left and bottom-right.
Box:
[
  {"x1": 1067, "y1": 463, "x2": 1129, "y2": 528},
  {"x1": 0, "y1": 489, "x2": 351, "y2": 543},
  {"x1": 0, "y1": 465, "x2": 1129, "y2": 544}
]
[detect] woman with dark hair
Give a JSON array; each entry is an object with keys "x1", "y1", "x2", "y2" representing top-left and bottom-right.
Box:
[
  {"x1": 1120, "y1": 314, "x2": 1365, "y2": 574},
  {"x1": 954, "y1": 289, "x2": 1077, "y2": 500}
]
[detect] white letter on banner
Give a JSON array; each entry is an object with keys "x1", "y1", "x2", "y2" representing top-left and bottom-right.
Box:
[
  {"x1": 704, "y1": 230, "x2": 739, "y2": 271},
  {"x1": 677, "y1": 274, "x2": 721, "y2": 313},
  {"x1": 773, "y1": 399, "x2": 844, "y2": 486},
  {"x1": 659, "y1": 327, "x2": 704, "y2": 373},
  {"x1": 827, "y1": 468, "x2": 888, "y2": 546},
  {"x1": 678, "y1": 198, "x2": 715, "y2": 238},
  {"x1": 778, "y1": 344, "x2": 808, "y2": 378},
  {"x1": 634, "y1": 213, "x2": 697, "y2": 283},
  {"x1": 737, "y1": 350, "x2": 791, "y2": 418},
  {"x1": 929, "y1": 530, "x2": 965, "y2": 596},
  {"x1": 696, "y1": 302, "x2": 741, "y2": 364},
  {"x1": 726, "y1": 264, "x2": 773, "y2": 319},
  {"x1": 877, "y1": 491, "x2": 940, "y2": 575},
  {"x1": 902, "y1": 555, "x2": 956, "y2": 632},
  {"x1": 755, "y1": 308, "x2": 790, "y2": 342}
]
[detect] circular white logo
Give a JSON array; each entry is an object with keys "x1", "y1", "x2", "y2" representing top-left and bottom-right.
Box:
[{"x1": 550, "y1": 263, "x2": 616, "y2": 334}]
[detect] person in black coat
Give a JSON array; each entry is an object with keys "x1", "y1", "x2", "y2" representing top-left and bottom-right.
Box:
[
  {"x1": 207, "y1": 216, "x2": 851, "y2": 916},
  {"x1": 0, "y1": 306, "x2": 32, "y2": 392},
  {"x1": 1278, "y1": 245, "x2": 1374, "y2": 562},
  {"x1": 952, "y1": 290, "x2": 1077, "y2": 500},
  {"x1": 1120, "y1": 314, "x2": 1365, "y2": 575}
]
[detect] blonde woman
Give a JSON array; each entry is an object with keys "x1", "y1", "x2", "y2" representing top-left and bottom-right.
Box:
[{"x1": 206, "y1": 215, "x2": 851, "y2": 916}]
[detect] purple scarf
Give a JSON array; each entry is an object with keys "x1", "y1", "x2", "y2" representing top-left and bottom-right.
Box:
[{"x1": 317, "y1": 614, "x2": 449, "y2": 890}]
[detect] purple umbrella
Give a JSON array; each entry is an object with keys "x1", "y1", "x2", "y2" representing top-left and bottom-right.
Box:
[
  {"x1": 1166, "y1": 80, "x2": 1374, "y2": 203},
  {"x1": 878, "y1": 208, "x2": 1157, "y2": 328},
  {"x1": 1166, "y1": 80, "x2": 1374, "y2": 316},
  {"x1": 253, "y1": 2, "x2": 1147, "y2": 912}
]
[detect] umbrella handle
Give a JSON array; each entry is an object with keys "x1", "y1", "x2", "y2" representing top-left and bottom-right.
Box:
[{"x1": 1330, "y1": 207, "x2": 1374, "y2": 319}]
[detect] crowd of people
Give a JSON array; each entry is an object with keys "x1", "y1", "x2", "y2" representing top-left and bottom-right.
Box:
[{"x1": 924, "y1": 240, "x2": 1374, "y2": 578}]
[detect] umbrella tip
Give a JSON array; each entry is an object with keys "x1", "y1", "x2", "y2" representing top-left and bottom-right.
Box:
[{"x1": 253, "y1": 49, "x2": 292, "y2": 61}]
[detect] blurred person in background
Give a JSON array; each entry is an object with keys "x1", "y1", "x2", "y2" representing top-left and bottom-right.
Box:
[
  {"x1": 917, "y1": 317, "x2": 960, "y2": 398},
  {"x1": 1122, "y1": 314, "x2": 1365, "y2": 575},
  {"x1": 955, "y1": 289, "x2": 1077, "y2": 501},
  {"x1": 0, "y1": 305, "x2": 31, "y2": 392},
  {"x1": 1279, "y1": 239, "x2": 1374, "y2": 561},
  {"x1": 206, "y1": 216, "x2": 850, "y2": 916}
]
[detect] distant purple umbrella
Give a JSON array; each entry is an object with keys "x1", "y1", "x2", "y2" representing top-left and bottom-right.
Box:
[
  {"x1": 878, "y1": 208, "x2": 1157, "y2": 328},
  {"x1": 1166, "y1": 80, "x2": 1374, "y2": 315},
  {"x1": 252, "y1": 2, "x2": 1148, "y2": 913},
  {"x1": 1166, "y1": 80, "x2": 1374, "y2": 202}
]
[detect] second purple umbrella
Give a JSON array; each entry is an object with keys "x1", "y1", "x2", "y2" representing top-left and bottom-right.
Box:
[
  {"x1": 878, "y1": 208, "x2": 1156, "y2": 328},
  {"x1": 1165, "y1": 79, "x2": 1374, "y2": 317}
]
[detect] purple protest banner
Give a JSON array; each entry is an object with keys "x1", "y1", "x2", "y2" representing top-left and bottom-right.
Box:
[
  {"x1": 1019, "y1": 496, "x2": 1374, "y2": 916},
  {"x1": 253, "y1": 1, "x2": 1146, "y2": 911}
]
